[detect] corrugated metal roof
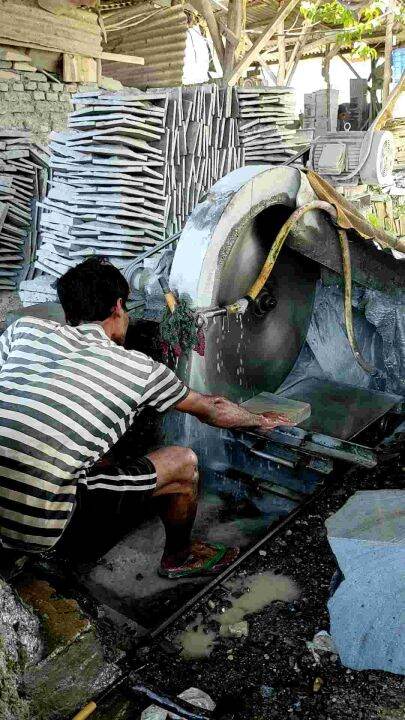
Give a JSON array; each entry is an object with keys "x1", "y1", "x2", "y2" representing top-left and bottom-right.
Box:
[{"x1": 102, "y1": 4, "x2": 188, "y2": 87}]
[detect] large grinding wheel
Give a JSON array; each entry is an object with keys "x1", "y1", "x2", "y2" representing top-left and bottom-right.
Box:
[{"x1": 170, "y1": 166, "x2": 320, "y2": 401}]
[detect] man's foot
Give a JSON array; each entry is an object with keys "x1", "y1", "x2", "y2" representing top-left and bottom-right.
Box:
[{"x1": 159, "y1": 540, "x2": 239, "y2": 579}]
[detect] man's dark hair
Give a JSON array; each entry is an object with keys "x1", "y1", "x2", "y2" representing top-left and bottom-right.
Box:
[{"x1": 56, "y1": 257, "x2": 129, "y2": 326}]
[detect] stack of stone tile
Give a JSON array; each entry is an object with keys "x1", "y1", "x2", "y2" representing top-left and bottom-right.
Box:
[
  {"x1": 0, "y1": 129, "x2": 50, "y2": 290},
  {"x1": 24, "y1": 85, "x2": 298, "y2": 290},
  {"x1": 32, "y1": 85, "x2": 242, "y2": 278},
  {"x1": 237, "y1": 87, "x2": 298, "y2": 165}
]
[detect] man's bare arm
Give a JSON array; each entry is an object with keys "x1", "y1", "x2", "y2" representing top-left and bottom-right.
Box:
[{"x1": 175, "y1": 390, "x2": 292, "y2": 432}]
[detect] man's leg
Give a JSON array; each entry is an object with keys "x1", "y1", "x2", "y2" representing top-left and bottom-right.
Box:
[
  {"x1": 147, "y1": 446, "x2": 239, "y2": 578},
  {"x1": 147, "y1": 446, "x2": 199, "y2": 566}
]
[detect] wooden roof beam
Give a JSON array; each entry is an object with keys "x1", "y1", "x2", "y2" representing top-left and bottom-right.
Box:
[{"x1": 226, "y1": 0, "x2": 301, "y2": 86}]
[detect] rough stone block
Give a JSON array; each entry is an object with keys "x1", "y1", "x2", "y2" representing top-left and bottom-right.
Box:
[
  {"x1": 99, "y1": 76, "x2": 123, "y2": 91},
  {"x1": 65, "y1": 83, "x2": 78, "y2": 93},
  {"x1": 21, "y1": 72, "x2": 47, "y2": 82},
  {"x1": 0, "y1": 84, "x2": 8, "y2": 92},
  {"x1": 78, "y1": 83, "x2": 99, "y2": 92},
  {"x1": 46, "y1": 92, "x2": 58, "y2": 102},
  {"x1": 13, "y1": 578, "x2": 122, "y2": 720},
  {"x1": 12, "y1": 83, "x2": 24, "y2": 92},
  {"x1": 326, "y1": 490, "x2": 405, "y2": 675},
  {"x1": 24, "y1": 82, "x2": 37, "y2": 91},
  {"x1": 59, "y1": 92, "x2": 71, "y2": 103},
  {"x1": 0, "y1": 70, "x2": 19, "y2": 81},
  {"x1": 12, "y1": 62, "x2": 38, "y2": 72},
  {"x1": 0, "y1": 60, "x2": 12, "y2": 69},
  {"x1": 50, "y1": 82, "x2": 63, "y2": 92},
  {"x1": 37, "y1": 82, "x2": 50, "y2": 92},
  {"x1": 33, "y1": 91, "x2": 45, "y2": 101}
]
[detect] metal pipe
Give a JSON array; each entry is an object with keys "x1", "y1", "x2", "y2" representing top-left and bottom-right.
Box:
[{"x1": 224, "y1": 200, "x2": 378, "y2": 376}]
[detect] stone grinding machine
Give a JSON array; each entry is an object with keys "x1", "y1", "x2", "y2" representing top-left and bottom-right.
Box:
[
  {"x1": 10, "y1": 164, "x2": 404, "y2": 543},
  {"x1": 150, "y1": 164, "x2": 404, "y2": 533}
]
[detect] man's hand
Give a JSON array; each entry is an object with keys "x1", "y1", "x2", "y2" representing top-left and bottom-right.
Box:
[
  {"x1": 176, "y1": 391, "x2": 295, "y2": 432},
  {"x1": 256, "y1": 411, "x2": 294, "y2": 432}
]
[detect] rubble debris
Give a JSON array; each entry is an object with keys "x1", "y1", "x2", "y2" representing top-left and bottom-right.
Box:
[
  {"x1": 306, "y1": 630, "x2": 337, "y2": 660},
  {"x1": 326, "y1": 490, "x2": 405, "y2": 675},
  {"x1": 140, "y1": 687, "x2": 215, "y2": 720},
  {"x1": 312, "y1": 677, "x2": 324, "y2": 692},
  {"x1": 219, "y1": 620, "x2": 249, "y2": 638}
]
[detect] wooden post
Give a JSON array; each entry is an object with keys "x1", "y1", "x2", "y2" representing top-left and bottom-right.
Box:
[
  {"x1": 382, "y1": 1, "x2": 395, "y2": 105},
  {"x1": 276, "y1": 19, "x2": 286, "y2": 85},
  {"x1": 190, "y1": 0, "x2": 225, "y2": 68},
  {"x1": 223, "y1": 0, "x2": 244, "y2": 81}
]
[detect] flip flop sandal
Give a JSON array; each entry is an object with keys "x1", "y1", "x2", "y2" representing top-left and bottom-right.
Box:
[{"x1": 159, "y1": 541, "x2": 239, "y2": 580}]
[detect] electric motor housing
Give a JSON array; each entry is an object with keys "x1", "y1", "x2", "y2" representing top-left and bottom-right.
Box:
[{"x1": 308, "y1": 130, "x2": 395, "y2": 186}]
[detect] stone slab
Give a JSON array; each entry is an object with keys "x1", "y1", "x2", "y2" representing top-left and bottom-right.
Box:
[
  {"x1": 241, "y1": 392, "x2": 311, "y2": 424},
  {"x1": 326, "y1": 490, "x2": 405, "y2": 675}
]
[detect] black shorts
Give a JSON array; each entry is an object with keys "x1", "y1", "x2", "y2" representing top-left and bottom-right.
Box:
[{"x1": 57, "y1": 455, "x2": 157, "y2": 563}]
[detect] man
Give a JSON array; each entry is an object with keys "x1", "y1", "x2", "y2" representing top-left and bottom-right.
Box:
[{"x1": 0, "y1": 258, "x2": 291, "y2": 579}]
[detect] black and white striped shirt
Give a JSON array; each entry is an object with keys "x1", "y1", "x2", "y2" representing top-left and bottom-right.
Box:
[{"x1": 0, "y1": 317, "x2": 188, "y2": 552}]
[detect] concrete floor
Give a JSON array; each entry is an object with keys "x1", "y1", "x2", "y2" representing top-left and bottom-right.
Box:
[{"x1": 77, "y1": 478, "x2": 293, "y2": 631}]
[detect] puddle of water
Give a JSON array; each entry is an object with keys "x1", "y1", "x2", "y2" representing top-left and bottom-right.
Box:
[
  {"x1": 216, "y1": 571, "x2": 300, "y2": 625},
  {"x1": 176, "y1": 571, "x2": 299, "y2": 659},
  {"x1": 177, "y1": 624, "x2": 216, "y2": 659}
]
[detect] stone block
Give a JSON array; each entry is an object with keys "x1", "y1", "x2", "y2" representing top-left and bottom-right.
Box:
[
  {"x1": 65, "y1": 83, "x2": 78, "y2": 93},
  {"x1": 326, "y1": 490, "x2": 405, "y2": 675},
  {"x1": 0, "y1": 84, "x2": 8, "y2": 92},
  {"x1": 24, "y1": 82, "x2": 37, "y2": 91},
  {"x1": 12, "y1": 62, "x2": 38, "y2": 72},
  {"x1": 0, "y1": 70, "x2": 19, "y2": 81},
  {"x1": 46, "y1": 92, "x2": 58, "y2": 102},
  {"x1": 20, "y1": 72, "x2": 47, "y2": 82},
  {"x1": 0, "y1": 47, "x2": 28, "y2": 62},
  {"x1": 33, "y1": 91, "x2": 45, "y2": 101},
  {"x1": 59, "y1": 92, "x2": 71, "y2": 103},
  {"x1": 99, "y1": 76, "x2": 123, "y2": 91},
  {"x1": 37, "y1": 82, "x2": 50, "y2": 92},
  {"x1": 13, "y1": 578, "x2": 122, "y2": 720},
  {"x1": 35, "y1": 101, "x2": 52, "y2": 112},
  {"x1": 12, "y1": 83, "x2": 24, "y2": 92},
  {"x1": 78, "y1": 83, "x2": 99, "y2": 92},
  {"x1": 0, "y1": 60, "x2": 12, "y2": 69},
  {"x1": 50, "y1": 82, "x2": 63, "y2": 92}
]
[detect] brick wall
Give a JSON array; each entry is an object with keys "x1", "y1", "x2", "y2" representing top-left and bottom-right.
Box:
[{"x1": 0, "y1": 65, "x2": 99, "y2": 144}]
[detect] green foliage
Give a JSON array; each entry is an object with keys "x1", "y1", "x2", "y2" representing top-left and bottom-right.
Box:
[
  {"x1": 366, "y1": 211, "x2": 381, "y2": 228},
  {"x1": 300, "y1": 0, "x2": 403, "y2": 60},
  {"x1": 160, "y1": 296, "x2": 199, "y2": 359}
]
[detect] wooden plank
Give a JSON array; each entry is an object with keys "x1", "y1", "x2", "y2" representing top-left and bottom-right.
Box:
[
  {"x1": 227, "y1": 0, "x2": 300, "y2": 85},
  {"x1": 100, "y1": 51, "x2": 144, "y2": 66}
]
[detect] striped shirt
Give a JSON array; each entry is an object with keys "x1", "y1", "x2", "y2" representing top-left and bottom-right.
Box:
[{"x1": 0, "y1": 317, "x2": 188, "y2": 552}]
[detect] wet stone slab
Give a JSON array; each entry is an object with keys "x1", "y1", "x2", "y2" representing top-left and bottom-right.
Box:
[{"x1": 326, "y1": 490, "x2": 405, "y2": 675}]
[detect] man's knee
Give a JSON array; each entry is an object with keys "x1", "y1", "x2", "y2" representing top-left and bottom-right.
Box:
[{"x1": 175, "y1": 446, "x2": 198, "y2": 483}]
